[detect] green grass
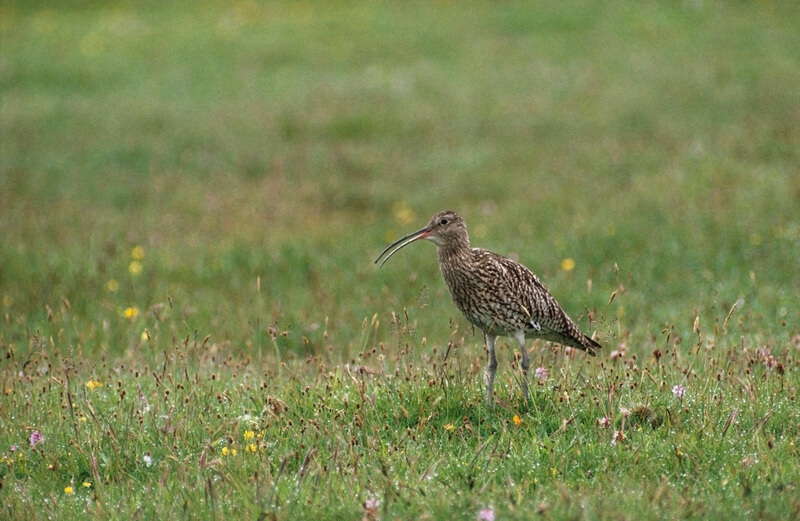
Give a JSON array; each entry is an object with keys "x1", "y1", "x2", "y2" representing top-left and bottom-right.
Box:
[{"x1": 2, "y1": 1, "x2": 800, "y2": 519}]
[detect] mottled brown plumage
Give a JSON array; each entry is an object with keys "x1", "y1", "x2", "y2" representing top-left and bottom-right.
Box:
[{"x1": 376, "y1": 210, "x2": 601, "y2": 406}]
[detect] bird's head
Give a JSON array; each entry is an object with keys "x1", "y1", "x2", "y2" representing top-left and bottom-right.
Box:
[{"x1": 375, "y1": 210, "x2": 468, "y2": 267}]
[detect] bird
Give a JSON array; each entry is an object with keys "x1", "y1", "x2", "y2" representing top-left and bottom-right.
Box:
[{"x1": 375, "y1": 210, "x2": 601, "y2": 407}]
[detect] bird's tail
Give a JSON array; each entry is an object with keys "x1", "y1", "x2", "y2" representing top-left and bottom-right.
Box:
[
  {"x1": 579, "y1": 334, "x2": 601, "y2": 356},
  {"x1": 551, "y1": 331, "x2": 601, "y2": 356}
]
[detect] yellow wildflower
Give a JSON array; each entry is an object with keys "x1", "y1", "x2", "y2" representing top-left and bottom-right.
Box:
[
  {"x1": 221, "y1": 446, "x2": 237, "y2": 456},
  {"x1": 122, "y1": 307, "x2": 139, "y2": 319},
  {"x1": 82, "y1": 481, "x2": 92, "y2": 488},
  {"x1": 105, "y1": 279, "x2": 119, "y2": 292},
  {"x1": 243, "y1": 430, "x2": 255, "y2": 441},
  {"x1": 128, "y1": 261, "x2": 143, "y2": 276},
  {"x1": 86, "y1": 380, "x2": 103, "y2": 391},
  {"x1": 392, "y1": 201, "x2": 416, "y2": 226},
  {"x1": 246, "y1": 443, "x2": 257, "y2": 454},
  {"x1": 64, "y1": 485, "x2": 74, "y2": 495},
  {"x1": 443, "y1": 423, "x2": 455, "y2": 431},
  {"x1": 131, "y1": 246, "x2": 146, "y2": 260},
  {"x1": 513, "y1": 415, "x2": 523, "y2": 426},
  {"x1": 560, "y1": 258, "x2": 576, "y2": 272}
]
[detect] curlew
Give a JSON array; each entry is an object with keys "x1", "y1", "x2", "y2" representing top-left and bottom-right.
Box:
[{"x1": 375, "y1": 210, "x2": 600, "y2": 407}]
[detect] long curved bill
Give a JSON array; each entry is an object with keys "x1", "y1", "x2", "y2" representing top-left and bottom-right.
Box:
[{"x1": 374, "y1": 226, "x2": 432, "y2": 267}]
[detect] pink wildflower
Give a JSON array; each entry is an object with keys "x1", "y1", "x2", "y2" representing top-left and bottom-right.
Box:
[
  {"x1": 598, "y1": 416, "x2": 611, "y2": 429},
  {"x1": 29, "y1": 431, "x2": 44, "y2": 448},
  {"x1": 610, "y1": 342, "x2": 628, "y2": 360},
  {"x1": 755, "y1": 347, "x2": 778, "y2": 369},
  {"x1": 363, "y1": 497, "x2": 381, "y2": 520},
  {"x1": 672, "y1": 384, "x2": 686, "y2": 399},
  {"x1": 533, "y1": 367, "x2": 548, "y2": 381},
  {"x1": 478, "y1": 508, "x2": 495, "y2": 521}
]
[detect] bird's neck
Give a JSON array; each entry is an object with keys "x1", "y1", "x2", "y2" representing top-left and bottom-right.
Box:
[{"x1": 436, "y1": 235, "x2": 473, "y2": 272}]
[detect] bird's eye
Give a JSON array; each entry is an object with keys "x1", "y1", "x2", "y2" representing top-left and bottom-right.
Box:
[{"x1": 440, "y1": 219, "x2": 449, "y2": 225}]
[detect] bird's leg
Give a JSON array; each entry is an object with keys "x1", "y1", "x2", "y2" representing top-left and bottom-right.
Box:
[
  {"x1": 513, "y1": 331, "x2": 530, "y2": 403},
  {"x1": 484, "y1": 333, "x2": 498, "y2": 408}
]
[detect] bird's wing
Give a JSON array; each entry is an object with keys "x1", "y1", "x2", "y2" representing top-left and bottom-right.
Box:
[
  {"x1": 472, "y1": 248, "x2": 596, "y2": 351},
  {"x1": 469, "y1": 249, "x2": 549, "y2": 326},
  {"x1": 493, "y1": 253, "x2": 566, "y2": 327}
]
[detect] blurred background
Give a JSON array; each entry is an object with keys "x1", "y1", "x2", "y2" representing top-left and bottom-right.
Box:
[{"x1": 2, "y1": 1, "x2": 798, "y2": 362}]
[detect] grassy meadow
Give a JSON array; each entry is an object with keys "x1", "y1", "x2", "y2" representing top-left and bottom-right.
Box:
[{"x1": 2, "y1": 1, "x2": 800, "y2": 519}]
